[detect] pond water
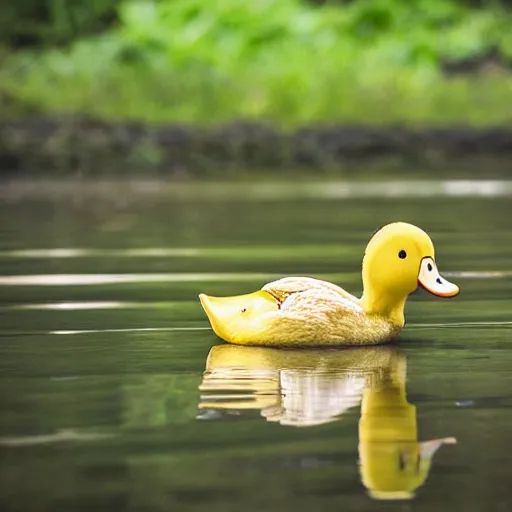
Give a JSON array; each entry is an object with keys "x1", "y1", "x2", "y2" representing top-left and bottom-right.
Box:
[{"x1": 1, "y1": 180, "x2": 512, "y2": 512}]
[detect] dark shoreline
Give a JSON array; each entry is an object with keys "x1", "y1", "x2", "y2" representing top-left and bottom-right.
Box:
[{"x1": 1, "y1": 116, "x2": 512, "y2": 177}]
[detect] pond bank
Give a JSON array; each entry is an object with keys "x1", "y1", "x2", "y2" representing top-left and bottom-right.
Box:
[{"x1": 1, "y1": 116, "x2": 512, "y2": 178}]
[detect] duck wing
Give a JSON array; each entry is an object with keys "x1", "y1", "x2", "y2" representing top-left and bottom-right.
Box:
[
  {"x1": 279, "y1": 288, "x2": 363, "y2": 316},
  {"x1": 259, "y1": 288, "x2": 368, "y2": 345},
  {"x1": 262, "y1": 276, "x2": 359, "y2": 305}
]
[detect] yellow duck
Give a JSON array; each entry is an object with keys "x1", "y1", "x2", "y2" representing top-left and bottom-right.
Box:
[
  {"x1": 198, "y1": 344, "x2": 456, "y2": 500},
  {"x1": 199, "y1": 222, "x2": 459, "y2": 346}
]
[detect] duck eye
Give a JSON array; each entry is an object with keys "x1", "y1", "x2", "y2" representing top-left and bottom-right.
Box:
[
  {"x1": 398, "y1": 250, "x2": 407, "y2": 259},
  {"x1": 241, "y1": 308, "x2": 247, "y2": 313},
  {"x1": 427, "y1": 263, "x2": 433, "y2": 272}
]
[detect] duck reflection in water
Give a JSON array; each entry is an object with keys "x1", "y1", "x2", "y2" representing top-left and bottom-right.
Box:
[{"x1": 198, "y1": 344, "x2": 456, "y2": 500}]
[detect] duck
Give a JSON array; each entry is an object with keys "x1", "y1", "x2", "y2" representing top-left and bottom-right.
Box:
[
  {"x1": 199, "y1": 222, "x2": 459, "y2": 347},
  {"x1": 198, "y1": 344, "x2": 456, "y2": 500}
]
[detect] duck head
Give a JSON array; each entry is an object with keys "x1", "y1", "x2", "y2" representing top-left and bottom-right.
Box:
[{"x1": 360, "y1": 222, "x2": 459, "y2": 325}]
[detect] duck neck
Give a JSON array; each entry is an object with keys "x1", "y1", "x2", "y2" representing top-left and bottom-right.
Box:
[{"x1": 360, "y1": 288, "x2": 407, "y2": 327}]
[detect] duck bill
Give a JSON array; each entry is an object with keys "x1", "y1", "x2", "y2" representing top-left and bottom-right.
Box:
[{"x1": 418, "y1": 257, "x2": 459, "y2": 298}]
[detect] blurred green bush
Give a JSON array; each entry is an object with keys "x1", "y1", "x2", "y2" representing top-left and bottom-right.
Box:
[
  {"x1": 2, "y1": 0, "x2": 511, "y2": 51},
  {"x1": 1, "y1": 0, "x2": 511, "y2": 125}
]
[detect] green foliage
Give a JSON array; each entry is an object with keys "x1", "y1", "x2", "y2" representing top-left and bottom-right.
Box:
[
  {"x1": 0, "y1": 0, "x2": 119, "y2": 48},
  {"x1": 115, "y1": 0, "x2": 510, "y2": 70},
  {"x1": 1, "y1": 0, "x2": 512, "y2": 125}
]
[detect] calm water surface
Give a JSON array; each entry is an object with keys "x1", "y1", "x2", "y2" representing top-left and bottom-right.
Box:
[{"x1": 2, "y1": 181, "x2": 512, "y2": 512}]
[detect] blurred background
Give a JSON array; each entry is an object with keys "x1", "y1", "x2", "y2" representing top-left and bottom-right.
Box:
[{"x1": 0, "y1": 0, "x2": 511, "y2": 178}]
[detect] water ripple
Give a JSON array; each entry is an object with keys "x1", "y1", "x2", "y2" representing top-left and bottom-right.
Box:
[
  {"x1": 0, "y1": 273, "x2": 281, "y2": 286},
  {"x1": 0, "y1": 270, "x2": 509, "y2": 286},
  {"x1": 4, "y1": 179, "x2": 512, "y2": 201}
]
